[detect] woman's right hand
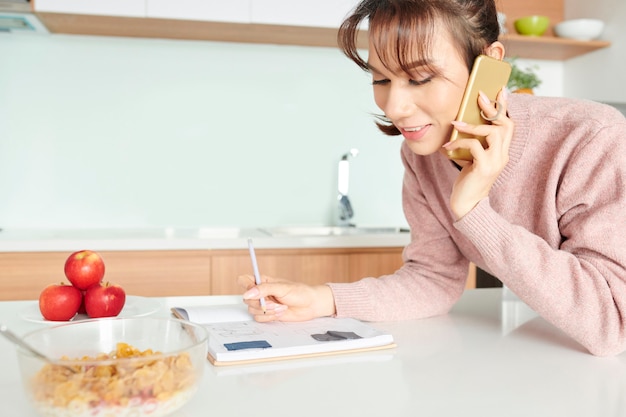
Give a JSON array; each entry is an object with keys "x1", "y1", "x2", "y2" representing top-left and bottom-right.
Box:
[{"x1": 238, "y1": 274, "x2": 336, "y2": 323}]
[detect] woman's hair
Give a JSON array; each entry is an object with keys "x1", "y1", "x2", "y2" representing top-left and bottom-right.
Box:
[{"x1": 338, "y1": 0, "x2": 500, "y2": 135}]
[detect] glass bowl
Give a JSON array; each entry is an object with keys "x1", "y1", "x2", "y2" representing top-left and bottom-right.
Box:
[{"x1": 16, "y1": 317, "x2": 208, "y2": 417}]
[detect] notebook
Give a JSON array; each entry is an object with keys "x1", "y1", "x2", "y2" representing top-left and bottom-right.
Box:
[{"x1": 171, "y1": 304, "x2": 396, "y2": 366}]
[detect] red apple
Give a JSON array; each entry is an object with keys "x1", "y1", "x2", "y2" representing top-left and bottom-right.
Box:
[
  {"x1": 38, "y1": 283, "x2": 83, "y2": 321},
  {"x1": 77, "y1": 290, "x2": 87, "y2": 315},
  {"x1": 84, "y1": 282, "x2": 126, "y2": 318},
  {"x1": 64, "y1": 250, "x2": 105, "y2": 290}
]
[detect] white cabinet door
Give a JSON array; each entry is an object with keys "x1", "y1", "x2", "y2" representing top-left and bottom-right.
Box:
[
  {"x1": 146, "y1": 0, "x2": 251, "y2": 23},
  {"x1": 250, "y1": 0, "x2": 359, "y2": 28},
  {"x1": 34, "y1": 0, "x2": 146, "y2": 17}
]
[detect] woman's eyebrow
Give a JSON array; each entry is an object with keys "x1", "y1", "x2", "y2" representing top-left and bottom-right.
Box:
[{"x1": 366, "y1": 60, "x2": 431, "y2": 74}]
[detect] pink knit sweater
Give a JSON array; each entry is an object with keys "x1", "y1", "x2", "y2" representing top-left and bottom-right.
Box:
[{"x1": 328, "y1": 93, "x2": 626, "y2": 356}]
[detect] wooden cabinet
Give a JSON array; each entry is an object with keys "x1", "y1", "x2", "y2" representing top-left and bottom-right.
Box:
[
  {"x1": 31, "y1": 0, "x2": 609, "y2": 60},
  {"x1": 210, "y1": 246, "x2": 405, "y2": 295},
  {"x1": 34, "y1": 0, "x2": 145, "y2": 17},
  {"x1": 205, "y1": 246, "x2": 475, "y2": 294},
  {"x1": 0, "y1": 246, "x2": 475, "y2": 301},
  {"x1": 250, "y1": 0, "x2": 358, "y2": 28},
  {"x1": 146, "y1": 0, "x2": 250, "y2": 23},
  {"x1": 0, "y1": 250, "x2": 211, "y2": 301},
  {"x1": 99, "y1": 250, "x2": 212, "y2": 296},
  {"x1": 210, "y1": 248, "x2": 352, "y2": 295}
]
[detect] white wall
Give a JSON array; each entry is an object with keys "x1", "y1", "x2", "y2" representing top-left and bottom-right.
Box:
[
  {"x1": 0, "y1": 27, "x2": 570, "y2": 231},
  {"x1": 509, "y1": 59, "x2": 563, "y2": 98},
  {"x1": 0, "y1": 34, "x2": 408, "y2": 229},
  {"x1": 563, "y1": 0, "x2": 626, "y2": 101}
]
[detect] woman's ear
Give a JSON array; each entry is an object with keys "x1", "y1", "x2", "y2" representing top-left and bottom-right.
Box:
[{"x1": 485, "y1": 41, "x2": 506, "y2": 60}]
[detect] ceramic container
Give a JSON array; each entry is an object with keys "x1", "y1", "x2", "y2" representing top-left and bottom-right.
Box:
[
  {"x1": 514, "y1": 15, "x2": 550, "y2": 36},
  {"x1": 554, "y1": 19, "x2": 605, "y2": 41}
]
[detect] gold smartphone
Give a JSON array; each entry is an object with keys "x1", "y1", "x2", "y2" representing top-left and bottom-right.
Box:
[{"x1": 447, "y1": 55, "x2": 511, "y2": 161}]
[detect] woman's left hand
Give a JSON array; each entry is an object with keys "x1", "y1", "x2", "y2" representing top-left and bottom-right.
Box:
[{"x1": 442, "y1": 88, "x2": 514, "y2": 219}]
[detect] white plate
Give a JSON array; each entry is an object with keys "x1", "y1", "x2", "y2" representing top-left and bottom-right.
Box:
[{"x1": 20, "y1": 295, "x2": 163, "y2": 324}]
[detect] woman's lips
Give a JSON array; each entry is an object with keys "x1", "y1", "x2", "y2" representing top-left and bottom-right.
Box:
[{"x1": 401, "y1": 125, "x2": 431, "y2": 141}]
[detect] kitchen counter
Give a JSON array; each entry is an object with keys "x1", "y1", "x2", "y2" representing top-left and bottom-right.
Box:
[
  {"x1": 0, "y1": 227, "x2": 411, "y2": 252},
  {"x1": 1, "y1": 288, "x2": 625, "y2": 417}
]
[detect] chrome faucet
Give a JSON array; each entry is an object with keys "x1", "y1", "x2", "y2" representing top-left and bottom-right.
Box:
[{"x1": 337, "y1": 148, "x2": 359, "y2": 226}]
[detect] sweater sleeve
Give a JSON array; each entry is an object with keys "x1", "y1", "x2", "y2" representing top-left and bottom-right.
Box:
[
  {"x1": 328, "y1": 146, "x2": 468, "y2": 322},
  {"x1": 455, "y1": 123, "x2": 626, "y2": 356}
]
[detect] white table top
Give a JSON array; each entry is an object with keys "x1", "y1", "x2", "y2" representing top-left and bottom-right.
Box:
[{"x1": 1, "y1": 288, "x2": 625, "y2": 417}]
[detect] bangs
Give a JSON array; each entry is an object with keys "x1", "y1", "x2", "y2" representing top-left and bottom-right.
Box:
[{"x1": 368, "y1": 4, "x2": 440, "y2": 76}]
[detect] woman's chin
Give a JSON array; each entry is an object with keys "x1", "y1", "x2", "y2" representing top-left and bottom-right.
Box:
[{"x1": 405, "y1": 140, "x2": 445, "y2": 157}]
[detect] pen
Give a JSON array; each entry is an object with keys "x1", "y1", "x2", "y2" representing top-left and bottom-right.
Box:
[{"x1": 247, "y1": 238, "x2": 267, "y2": 314}]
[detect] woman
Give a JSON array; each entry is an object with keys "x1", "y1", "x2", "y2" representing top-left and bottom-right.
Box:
[{"x1": 241, "y1": 0, "x2": 626, "y2": 356}]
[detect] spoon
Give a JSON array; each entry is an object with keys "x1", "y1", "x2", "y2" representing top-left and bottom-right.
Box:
[{"x1": 0, "y1": 324, "x2": 76, "y2": 373}]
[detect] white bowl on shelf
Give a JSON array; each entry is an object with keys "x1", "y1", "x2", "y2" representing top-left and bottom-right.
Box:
[{"x1": 554, "y1": 19, "x2": 605, "y2": 41}]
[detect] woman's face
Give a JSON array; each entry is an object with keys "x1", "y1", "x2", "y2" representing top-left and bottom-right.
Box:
[{"x1": 368, "y1": 27, "x2": 470, "y2": 156}]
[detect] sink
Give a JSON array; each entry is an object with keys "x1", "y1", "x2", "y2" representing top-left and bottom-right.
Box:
[{"x1": 260, "y1": 226, "x2": 409, "y2": 237}]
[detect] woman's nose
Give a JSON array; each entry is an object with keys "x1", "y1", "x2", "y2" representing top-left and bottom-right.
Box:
[{"x1": 381, "y1": 87, "x2": 414, "y2": 121}]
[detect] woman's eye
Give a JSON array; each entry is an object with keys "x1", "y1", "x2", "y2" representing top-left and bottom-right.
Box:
[
  {"x1": 409, "y1": 76, "x2": 433, "y2": 86},
  {"x1": 371, "y1": 75, "x2": 432, "y2": 86}
]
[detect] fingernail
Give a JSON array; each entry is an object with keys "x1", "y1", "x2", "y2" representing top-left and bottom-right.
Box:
[
  {"x1": 243, "y1": 287, "x2": 259, "y2": 299},
  {"x1": 451, "y1": 120, "x2": 467, "y2": 127},
  {"x1": 479, "y1": 91, "x2": 491, "y2": 106}
]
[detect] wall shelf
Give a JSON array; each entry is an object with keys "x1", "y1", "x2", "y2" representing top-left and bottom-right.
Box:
[
  {"x1": 34, "y1": 12, "x2": 345, "y2": 47},
  {"x1": 501, "y1": 34, "x2": 610, "y2": 60},
  {"x1": 34, "y1": 12, "x2": 610, "y2": 61}
]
